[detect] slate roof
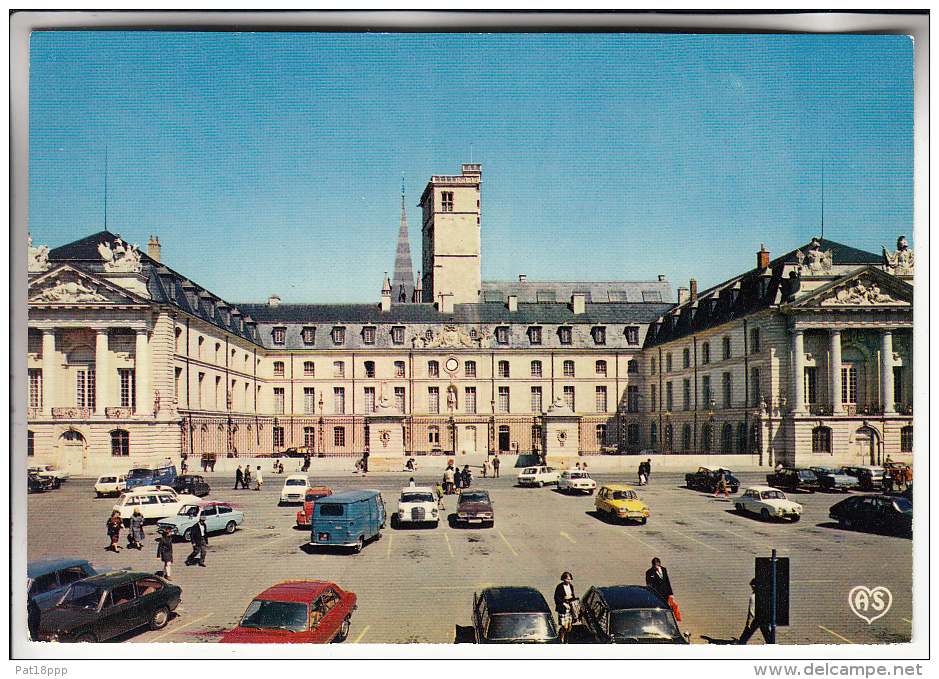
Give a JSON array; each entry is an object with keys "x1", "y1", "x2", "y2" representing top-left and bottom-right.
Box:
[{"x1": 481, "y1": 280, "x2": 672, "y2": 304}]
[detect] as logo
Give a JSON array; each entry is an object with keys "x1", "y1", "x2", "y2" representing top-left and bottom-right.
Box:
[{"x1": 848, "y1": 586, "x2": 892, "y2": 624}]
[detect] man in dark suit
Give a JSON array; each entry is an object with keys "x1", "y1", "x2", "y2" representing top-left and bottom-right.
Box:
[
  {"x1": 186, "y1": 515, "x2": 208, "y2": 567},
  {"x1": 645, "y1": 557, "x2": 673, "y2": 602}
]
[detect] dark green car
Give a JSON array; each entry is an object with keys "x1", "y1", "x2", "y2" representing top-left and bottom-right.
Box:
[{"x1": 36, "y1": 571, "x2": 181, "y2": 642}]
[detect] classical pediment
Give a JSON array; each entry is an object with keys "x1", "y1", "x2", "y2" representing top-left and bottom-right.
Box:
[
  {"x1": 28, "y1": 265, "x2": 145, "y2": 306},
  {"x1": 789, "y1": 266, "x2": 912, "y2": 310}
]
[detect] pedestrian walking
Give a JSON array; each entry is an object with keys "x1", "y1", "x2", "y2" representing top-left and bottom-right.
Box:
[
  {"x1": 185, "y1": 515, "x2": 208, "y2": 567},
  {"x1": 443, "y1": 466, "x2": 455, "y2": 495},
  {"x1": 554, "y1": 571, "x2": 579, "y2": 643},
  {"x1": 462, "y1": 465, "x2": 473, "y2": 488},
  {"x1": 644, "y1": 459, "x2": 652, "y2": 485},
  {"x1": 434, "y1": 482, "x2": 445, "y2": 510},
  {"x1": 254, "y1": 465, "x2": 263, "y2": 491},
  {"x1": 234, "y1": 465, "x2": 243, "y2": 490},
  {"x1": 157, "y1": 526, "x2": 174, "y2": 580},
  {"x1": 481, "y1": 459, "x2": 489, "y2": 478},
  {"x1": 715, "y1": 469, "x2": 729, "y2": 497},
  {"x1": 637, "y1": 461, "x2": 646, "y2": 486},
  {"x1": 106, "y1": 510, "x2": 122, "y2": 552},
  {"x1": 644, "y1": 557, "x2": 673, "y2": 602},
  {"x1": 492, "y1": 454, "x2": 500, "y2": 478},
  {"x1": 128, "y1": 508, "x2": 145, "y2": 550},
  {"x1": 242, "y1": 465, "x2": 251, "y2": 489},
  {"x1": 736, "y1": 579, "x2": 771, "y2": 644},
  {"x1": 362, "y1": 450, "x2": 369, "y2": 473},
  {"x1": 454, "y1": 465, "x2": 463, "y2": 491}
]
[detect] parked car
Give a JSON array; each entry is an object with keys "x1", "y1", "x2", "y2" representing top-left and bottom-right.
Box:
[
  {"x1": 685, "y1": 467, "x2": 739, "y2": 494},
  {"x1": 557, "y1": 470, "x2": 596, "y2": 494},
  {"x1": 471, "y1": 586, "x2": 559, "y2": 644},
  {"x1": 173, "y1": 474, "x2": 210, "y2": 498},
  {"x1": 310, "y1": 489, "x2": 386, "y2": 553},
  {"x1": 393, "y1": 486, "x2": 440, "y2": 527},
  {"x1": 29, "y1": 464, "x2": 69, "y2": 488},
  {"x1": 517, "y1": 466, "x2": 560, "y2": 487},
  {"x1": 157, "y1": 501, "x2": 244, "y2": 541},
  {"x1": 810, "y1": 466, "x2": 855, "y2": 492},
  {"x1": 28, "y1": 470, "x2": 54, "y2": 494},
  {"x1": 456, "y1": 489, "x2": 495, "y2": 527},
  {"x1": 295, "y1": 487, "x2": 333, "y2": 527},
  {"x1": 112, "y1": 487, "x2": 201, "y2": 521},
  {"x1": 841, "y1": 465, "x2": 885, "y2": 491},
  {"x1": 35, "y1": 571, "x2": 181, "y2": 642},
  {"x1": 279, "y1": 474, "x2": 310, "y2": 504},
  {"x1": 125, "y1": 463, "x2": 178, "y2": 490},
  {"x1": 581, "y1": 585, "x2": 688, "y2": 644},
  {"x1": 271, "y1": 447, "x2": 312, "y2": 458},
  {"x1": 766, "y1": 467, "x2": 819, "y2": 493},
  {"x1": 595, "y1": 484, "x2": 649, "y2": 524},
  {"x1": 220, "y1": 580, "x2": 356, "y2": 644},
  {"x1": 735, "y1": 486, "x2": 802, "y2": 522},
  {"x1": 28, "y1": 558, "x2": 100, "y2": 612},
  {"x1": 94, "y1": 474, "x2": 127, "y2": 498},
  {"x1": 829, "y1": 494, "x2": 912, "y2": 537}
]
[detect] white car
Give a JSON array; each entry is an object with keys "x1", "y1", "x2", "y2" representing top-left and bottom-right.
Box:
[
  {"x1": 393, "y1": 486, "x2": 440, "y2": 527},
  {"x1": 517, "y1": 466, "x2": 560, "y2": 487},
  {"x1": 279, "y1": 474, "x2": 310, "y2": 504},
  {"x1": 112, "y1": 487, "x2": 200, "y2": 521},
  {"x1": 94, "y1": 474, "x2": 127, "y2": 497},
  {"x1": 557, "y1": 470, "x2": 596, "y2": 494},
  {"x1": 29, "y1": 464, "x2": 69, "y2": 487},
  {"x1": 736, "y1": 485, "x2": 803, "y2": 522}
]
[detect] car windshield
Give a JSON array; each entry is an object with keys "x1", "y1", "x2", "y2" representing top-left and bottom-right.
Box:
[
  {"x1": 761, "y1": 490, "x2": 785, "y2": 500},
  {"x1": 178, "y1": 504, "x2": 201, "y2": 517},
  {"x1": 239, "y1": 599, "x2": 308, "y2": 632},
  {"x1": 305, "y1": 491, "x2": 328, "y2": 501},
  {"x1": 401, "y1": 492, "x2": 435, "y2": 503},
  {"x1": 100, "y1": 477, "x2": 116, "y2": 483},
  {"x1": 128, "y1": 469, "x2": 152, "y2": 479},
  {"x1": 285, "y1": 479, "x2": 306, "y2": 486},
  {"x1": 610, "y1": 608, "x2": 680, "y2": 640},
  {"x1": 488, "y1": 613, "x2": 556, "y2": 641},
  {"x1": 799, "y1": 470, "x2": 817, "y2": 480},
  {"x1": 612, "y1": 490, "x2": 637, "y2": 500},
  {"x1": 522, "y1": 468, "x2": 538, "y2": 474},
  {"x1": 58, "y1": 582, "x2": 104, "y2": 610},
  {"x1": 569, "y1": 473, "x2": 586, "y2": 479},
  {"x1": 319, "y1": 504, "x2": 344, "y2": 517},
  {"x1": 893, "y1": 498, "x2": 913, "y2": 514},
  {"x1": 460, "y1": 492, "x2": 489, "y2": 503}
]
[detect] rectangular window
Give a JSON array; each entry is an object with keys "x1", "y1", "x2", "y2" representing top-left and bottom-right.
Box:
[
  {"x1": 596, "y1": 424, "x2": 607, "y2": 445},
  {"x1": 596, "y1": 360, "x2": 607, "y2": 376},
  {"x1": 331, "y1": 327, "x2": 345, "y2": 345},
  {"x1": 428, "y1": 386, "x2": 440, "y2": 414},
  {"x1": 563, "y1": 385, "x2": 575, "y2": 411},
  {"x1": 428, "y1": 426, "x2": 440, "y2": 446},
  {"x1": 333, "y1": 387, "x2": 345, "y2": 414},
  {"x1": 334, "y1": 427, "x2": 345, "y2": 448},
  {"x1": 464, "y1": 387, "x2": 477, "y2": 414},
  {"x1": 364, "y1": 361, "x2": 375, "y2": 378},
  {"x1": 750, "y1": 327, "x2": 761, "y2": 354},
  {"x1": 495, "y1": 326, "x2": 509, "y2": 344},
  {"x1": 893, "y1": 366, "x2": 903, "y2": 407},
  {"x1": 272, "y1": 328, "x2": 286, "y2": 345},
  {"x1": 650, "y1": 358, "x2": 657, "y2": 375},
  {"x1": 683, "y1": 379, "x2": 691, "y2": 410},
  {"x1": 751, "y1": 368, "x2": 761, "y2": 407},
  {"x1": 362, "y1": 326, "x2": 376, "y2": 344},
  {"x1": 119, "y1": 368, "x2": 136, "y2": 410},
  {"x1": 528, "y1": 327, "x2": 542, "y2": 345},
  {"x1": 302, "y1": 327, "x2": 315, "y2": 345},
  {"x1": 273, "y1": 387, "x2": 285, "y2": 414},
  {"x1": 666, "y1": 353, "x2": 672, "y2": 372},
  {"x1": 666, "y1": 382, "x2": 673, "y2": 411},
  {"x1": 804, "y1": 367, "x2": 817, "y2": 405},
  {"x1": 465, "y1": 360, "x2": 476, "y2": 377},
  {"x1": 596, "y1": 386, "x2": 608, "y2": 413},
  {"x1": 625, "y1": 327, "x2": 639, "y2": 345},
  {"x1": 273, "y1": 426, "x2": 285, "y2": 449},
  {"x1": 531, "y1": 360, "x2": 542, "y2": 377},
  {"x1": 558, "y1": 327, "x2": 572, "y2": 345},
  {"x1": 626, "y1": 385, "x2": 638, "y2": 413},
  {"x1": 812, "y1": 427, "x2": 831, "y2": 454},
  {"x1": 197, "y1": 372, "x2": 205, "y2": 409},
  {"x1": 900, "y1": 426, "x2": 913, "y2": 453},
  {"x1": 364, "y1": 387, "x2": 376, "y2": 413},
  {"x1": 498, "y1": 360, "x2": 510, "y2": 378},
  {"x1": 531, "y1": 386, "x2": 543, "y2": 413},
  {"x1": 650, "y1": 384, "x2": 657, "y2": 411},
  {"x1": 76, "y1": 367, "x2": 96, "y2": 409},
  {"x1": 441, "y1": 191, "x2": 454, "y2": 212},
  {"x1": 303, "y1": 361, "x2": 315, "y2": 376},
  {"x1": 702, "y1": 375, "x2": 711, "y2": 408},
  {"x1": 428, "y1": 361, "x2": 439, "y2": 378},
  {"x1": 334, "y1": 361, "x2": 345, "y2": 378},
  {"x1": 627, "y1": 359, "x2": 637, "y2": 375},
  {"x1": 394, "y1": 361, "x2": 405, "y2": 378},
  {"x1": 498, "y1": 386, "x2": 510, "y2": 413},
  {"x1": 391, "y1": 326, "x2": 405, "y2": 344},
  {"x1": 563, "y1": 360, "x2": 575, "y2": 378},
  {"x1": 304, "y1": 387, "x2": 316, "y2": 414},
  {"x1": 722, "y1": 372, "x2": 732, "y2": 408},
  {"x1": 394, "y1": 387, "x2": 406, "y2": 413},
  {"x1": 29, "y1": 368, "x2": 42, "y2": 409},
  {"x1": 304, "y1": 426, "x2": 315, "y2": 448},
  {"x1": 273, "y1": 361, "x2": 285, "y2": 377},
  {"x1": 841, "y1": 366, "x2": 858, "y2": 404}
]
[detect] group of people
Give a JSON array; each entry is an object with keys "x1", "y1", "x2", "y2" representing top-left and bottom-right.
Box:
[
  {"x1": 637, "y1": 458, "x2": 652, "y2": 485},
  {"x1": 478, "y1": 455, "x2": 501, "y2": 478},
  {"x1": 106, "y1": 509, "x2": 145, "y2": 552},
  {"x1": 442, "y1": 461, "x2": 473, "y2": 494},
  {"x1": 105, "y1": 510, "x2": 207, "y2": 579},
  {"x1": 233, "y1": 465, "x2": 263, "y2": 490}
]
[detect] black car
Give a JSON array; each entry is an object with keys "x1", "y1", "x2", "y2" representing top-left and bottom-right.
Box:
[
  {"x1": 36, "y1": 571, "x2": 182, "y2": 642},
  {"x1": 829, "y1": 495, "x2": 912, "y2": 538},
  {"x1": 581, "y1": 585, "x2": 688, "y2": 644},
  {"x1": 685, "y1": 467, "x2": 739, "y2": 494},
  {"x1": 28, "y1": 471, "x2": 54, "y2": 494},
  {"x1": 472, "y1": 586, "x2": 559, "y2": 643},
  {"x1": 174, "y1": 474, "x2": 211, "y2": 498},
  {"x1": 272, "y1": 447, "x2": 309, "y2": 458},
  {"x1": 766, "y1": 467, "x2": 819, "y2": 493}
]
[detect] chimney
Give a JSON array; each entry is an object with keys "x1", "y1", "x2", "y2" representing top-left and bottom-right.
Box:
[
  {"x1": 381, "y1": 273, "x2": 392, "y2": 312},
  {"x1": 413, "y1": 271, "x2": 422, "y2": 303},
  {"x1": 147, "y1": 235, "x2": 161, "y2": 263},
  {"x1": 518, "y1": 274, "x2": 527, "y2": 282},
  {"x1": 507, "y1": 294, "x2": 518, "y2": 312},
  {"x1": 758, "y1": 244, "x2": 770, "y2": 270},
  {"x1": 268, "y1": 294, "x2": 281, "y2": 306},
  {"x1": 677, "y1": 286, "x2": 689, "y2": 304},
  {"x1": 658, "y1": 274, "x2": 665, "y2": 282},
  {"x1": 572, "y1": 292, "x2": 586, "y2": 315},
  {"x1": 438, "y1": 293, "x2": 454, "y2": 314},
  {"x1": 689, "y1": 278, "x2": 697, "y2": 302}
]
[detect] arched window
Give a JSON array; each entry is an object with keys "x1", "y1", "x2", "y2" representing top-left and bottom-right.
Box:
[
  {"x1": 627, "y1": 423, "x2": 640, "y2": 447},
  {"x1": 650, "y1": 422, "x2": 658, "y2": 449},
  {"x1": 682, "y1": 423, "x2": 692, "y2": 452},
  {"x1": 664, "y1": 423, "x2": 673, "y2": 452},
  {"x1": 304, "y1": 361, "x2": 315, "y2": 376},
  {"x1": 273, "y1": 361, "x2": 285, "y2": 377},
  {"x1": 722, "y1": 335, "x2": 731, "y2": 360},
  {"x1": 701, "y1": 423, "x2": 713, "y2": 453},
  {"x1": 721, "y1": 423, "x2": 733, "y2": 454},
  {"x1": 428, "y1": 425, "x2": 440, "y2": 446},
  {"x1": 812, "y1": 426, "x2": 832, "y2": 454},
  {"x1": 364, "y1": 361, "x2": 375, "y2": 378},
  {"x1": 900, "y1": 426, "x2": 913, "y2": 453},
  {"x1": 111, "y1": 429, "x2": 130, "y2": 457},
  {"x1": 736, "y1": 422, "x2": 747, "y2": 454},
  {"x1": 749, "y1": 422, "x2": 760, "y2": 452}
]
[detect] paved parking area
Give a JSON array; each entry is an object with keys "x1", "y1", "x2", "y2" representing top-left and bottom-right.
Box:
[{"x1": 24, "y1": 469, "x2": 913, "y2": 646}]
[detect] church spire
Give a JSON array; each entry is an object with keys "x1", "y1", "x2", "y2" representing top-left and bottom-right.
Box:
[{"x1": 391, "y1": 180, "x2": 416, "y2": 304}]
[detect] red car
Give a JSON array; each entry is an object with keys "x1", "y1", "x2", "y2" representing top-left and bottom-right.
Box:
[
  {"x1": 220, "y1": 581, "x2": 357, "y2": 644},
  {"x1": 295, "y1": 487, "x2": 333, "y2": 527}
]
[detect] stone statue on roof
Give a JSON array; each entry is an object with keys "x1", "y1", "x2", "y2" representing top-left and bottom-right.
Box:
[
  {"x1": 796, "y1": 237, "x2": 832, "y2": 275},
  {"x1": 27, "y1": 233, "x2": 50, "y2": 273},
  {"x1": 883, "y1": 235, "x2": 913, "y2": 275},
  {"x1": 98, "y1": 237, "x2": 142, "y2": 273}
]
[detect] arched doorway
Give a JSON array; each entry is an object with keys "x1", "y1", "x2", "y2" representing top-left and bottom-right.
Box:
[
  {"x1": 853, "y1": 426, "x2": 879, "y2": 465},
  {"x1": 58, "y1": 429, "x2": 87, "y2": 474}
]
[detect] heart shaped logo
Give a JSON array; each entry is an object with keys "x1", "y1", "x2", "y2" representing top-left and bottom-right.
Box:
[{"x1": 848, "y1": 586, "x2": 893, "y2": 624}]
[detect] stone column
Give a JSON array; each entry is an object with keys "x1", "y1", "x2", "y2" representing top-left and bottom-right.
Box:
[
  {"x1": 135, "y1": 329, "x2": 150, "y2": 416},
  {"x1": 881, "y1": 330, "x2": 895, "y2": 414},
  {"x1": 95, "y1": 329, "x2": 109, "y2": 415},
  {"x1": 830, "y1": 330, "x2": 844, "y2": 414},
  {"x1": 42, "y1": 330, "x2": 55, "y2": 416},
  {"x1": 792, "y1": 329, "x2": 806, "y2": 413}
]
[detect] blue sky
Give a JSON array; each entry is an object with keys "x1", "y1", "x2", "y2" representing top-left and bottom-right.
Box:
[{"x1": 28, "y1": 32, "x2": 914, "y2": 304}]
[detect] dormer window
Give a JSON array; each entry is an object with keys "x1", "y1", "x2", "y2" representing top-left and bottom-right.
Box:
[
  {"x1": 362, "y1": 326, "x2": 376, "y2": 344},
  {"x1": 332, "y1": 326, "x2": 345, "y2": 345},
  {"x1": 495, "y1": 326, "x2": 509, "y2": 345},
  {"x1": 528, "y1": 327, "x2": 542, "y2": 345},
  {"x1": 272, "y1": 327, "x2": 286, "y2": 345},
  {"x1": 592, "y1": 327, "x2": 606, "y2": 345},
  {"x1": 625, "y1": 327, "x2": 639, "y2": 345},
  {"x1": 302, "y1": 327, "x2": 315, "y2": 345},
  {"x1": 558, "y1": 327, "x2": 572, "y2": 345},
  {"x1": 391, "y1": 326, "x2": 405, "y2": 345}
]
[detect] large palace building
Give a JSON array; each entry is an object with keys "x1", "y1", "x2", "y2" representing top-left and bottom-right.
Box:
[{"x1": 26, "y1": 164, "x2": 914, "y2": 474}]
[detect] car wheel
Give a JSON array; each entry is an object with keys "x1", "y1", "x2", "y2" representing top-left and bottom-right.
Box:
[
  {"x1": 640, "y1": 517, "x2": 647, "y2": 525},
  {"x1": 761, "y1": 508, "x2": 771, "y2": 521},
  {"x1": 735, "y1": 502, "x2": 744, "y2": 513},
  {"x1": 149, "y1": 606, "x2": 170, "y2": 630},
  {"x1": 390, "y1": 514, "x2": 399, "y2": 529},
  {"x1": 225, "y1": 521, "x2": 236, "y2": 534},
  {"x1": 75, "y1": 634, "x2": 97, "y2": 643},
  {"x1": 790, "y1": 515, "x2": 801, "y2": 523},
  {"x1": 95, "y1": 491, "x2": 102, "y2": 498},
  {"x1": 354, "y1": 535, "x2": 365, "y2": 553},
  {"x1": 333, "y1": 615, "x2": 352, "y2": 643},
  {"x1": 183, "y1": 527, "x2": 193, "y2": 542}
]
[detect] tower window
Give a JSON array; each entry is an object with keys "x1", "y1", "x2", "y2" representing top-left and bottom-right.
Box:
[{"x1": 441, "y1": 191, "x2": 454, "y2": 212}]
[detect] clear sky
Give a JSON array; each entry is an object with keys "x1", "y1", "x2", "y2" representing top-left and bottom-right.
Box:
[{"x1": 27, "y1": 31, "x2": 914, "y2": 304}]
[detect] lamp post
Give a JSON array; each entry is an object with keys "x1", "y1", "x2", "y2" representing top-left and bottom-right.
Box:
[{"x1": 318, "y1": 393, "x2": 324, "y2": 456}]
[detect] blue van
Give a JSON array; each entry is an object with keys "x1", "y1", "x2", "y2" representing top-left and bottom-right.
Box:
[
  {"x1": 310, "y1": 489, "x2": 386, "y2": 553},
  {"x1": 126, "y1": 463, "x2": 177, "y2": 490}
]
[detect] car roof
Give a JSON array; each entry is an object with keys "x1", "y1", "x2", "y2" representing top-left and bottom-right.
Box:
[
  {"x1": 27, "y1": 557, "x2": 92, "y2": 578},
  {"x1": 75, "y1": 571, "x2": 153, "y2": 588},
  {"x1": 285, "y1": 474, "x2": 308, "y2": 481},
  {"x1": 400, "y1": 486, "x2": 435, "y2": 494},
  {"x1": 183, "y1": 501, "x2": 231, "y2": 507},
  {"x1": 480, "y1": 586, "x2": 551, "y2": 615},
  {"x1": 599, "y1": 484, "x2": 638, "y2": 492},
  {"x1": 745, "y1": 485, "x2": 780, "y2": 492},
  {"x1": 459, "y1": 489, "x2": 490, "y2": 497},
  {"x1": 317, "y1": 489, "x2": 380, "y2": 503},
  {"x1": 255, "y1": 580, "x2": 336, "y2": 602},
  {"x1": 592, "y1": 585, "x2": 670, "y2": 610}
]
